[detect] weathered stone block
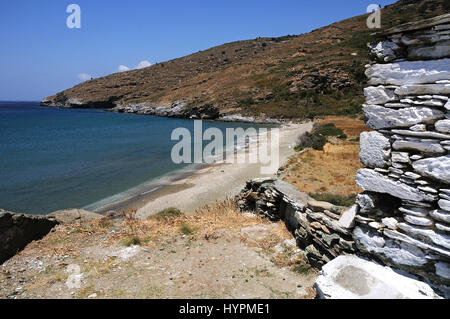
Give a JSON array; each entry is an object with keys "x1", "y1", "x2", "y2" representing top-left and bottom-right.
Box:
[
  {"x1": 439, "y1": 199, "x2": 450, "y2": 212},
  {"x1": 338, "y1": 205, "x2": 358, "y2": 229},
  {"x1": 392, "y1": 140, "x2": 446, "y2": 154},
  {"x1": 366, "y1": 58, "x2": 450, "y2": 86},
  {"x1": 430, "y1": 210, "x2": 450, "y2": 224},
  {"x1": 391, "y1": 152, "x2": 410, "y2": 163},
  {"x1": 363, "y1": 104, "x2": 444, "y2": 129},
  {"x1": 412, "y1": 155, "x2": 450, "y2": 184},
  {"x1": 354, "y1": 226, "x2": 429, "y2": 267},
  {"x1": 408, "y1": 41, "x2": 450, "y2": 60},
  {"x1": 364, "y1": 86, "x2": 397, "y2": 105},
  {"x1": 435, "y1": 119, "x2": 450, "y2": 133},
  {"x1": 404, "y1": 214, "x2": 434, "y2": 227},
  {"x1": 395, "y1": 84, "x2": 450, "y2": 96},
  {"x1": 359, "y1": 131, "x2": 391, "y2": 168},
  {"x1": 368, "y1": 41, "x2": 402, "y2": 63},
  {"x1": 356, "y1": 169, "x2": 436, "y2": 202},
  {"x1": 397, "y1": 222, "x2": 450, "y2": 250}
]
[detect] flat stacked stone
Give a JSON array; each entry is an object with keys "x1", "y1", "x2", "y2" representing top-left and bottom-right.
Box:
[
  {"x1": 236, "y1": 178, "x2": 356, "y2": 268},
  {"x1": 355, "y1": 13, "x2": 450, "y2": 289}
]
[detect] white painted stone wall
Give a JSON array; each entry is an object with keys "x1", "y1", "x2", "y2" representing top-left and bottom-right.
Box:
[{"x1": 355, "y1": 13, "x2": 450, "y2": 289}]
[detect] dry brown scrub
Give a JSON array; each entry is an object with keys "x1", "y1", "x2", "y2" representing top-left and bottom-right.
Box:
[{"x1": 282, "y1": 116, "x2": 369, "y2": 196}]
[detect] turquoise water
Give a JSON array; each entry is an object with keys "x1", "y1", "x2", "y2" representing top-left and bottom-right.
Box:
[{"x1": 0, "y1": 102, "x2": 262, "y2": 215}]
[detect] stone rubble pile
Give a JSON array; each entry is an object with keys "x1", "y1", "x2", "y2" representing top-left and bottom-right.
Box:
[
  {"x1": 355, "y1": 13, "x2": 450, "y2": 287},
  {"x1": 236, "y1": 178, "x2": 357, "y2": 267}
]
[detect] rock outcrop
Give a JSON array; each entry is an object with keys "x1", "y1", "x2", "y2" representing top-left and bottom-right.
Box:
[
  {"x1": 0, "y1": 209, "x2": 104, "y2": 264},
  {"x1": 355, "y1": 13, "x2": 450, "y2": 289},
  {"x1": 0, "y1": 210, "x2": 58, "y2": 264},
  {"x1": 47, "y1": 209, "x2": 103, "y2": 224}
]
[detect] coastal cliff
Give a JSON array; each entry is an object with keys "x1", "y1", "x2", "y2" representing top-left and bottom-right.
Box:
[{"x1": 41, "y1": 0, "x2": 449, "y2": 121}]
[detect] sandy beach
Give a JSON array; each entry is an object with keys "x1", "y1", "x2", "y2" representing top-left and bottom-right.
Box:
[{"x1": 121, "y1": 121, "x2": 314, "y2": 219}]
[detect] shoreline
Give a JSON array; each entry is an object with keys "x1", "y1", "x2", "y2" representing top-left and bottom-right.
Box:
[{"x1": 114, "y1": 121, "x2": 313, "y2": 219}]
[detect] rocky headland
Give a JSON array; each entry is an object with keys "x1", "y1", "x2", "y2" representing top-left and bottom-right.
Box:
[{"x1": 40, "y1": 0, "x2": 449, "y2": 122}]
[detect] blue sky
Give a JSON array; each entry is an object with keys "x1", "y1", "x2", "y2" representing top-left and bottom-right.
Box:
[{"x1": 0, "y1": 0, "x2": 397, "y2": 101}]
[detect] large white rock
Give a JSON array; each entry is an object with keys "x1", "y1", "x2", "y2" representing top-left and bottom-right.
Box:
[
  {"x1": 412, "y1": 155, "x2": 450, "y2": 184},
  {"x1": 364, "y1": 86, "x2": 397, "y2": 105},
  {"x1": 395, "y1": 84, "x2": 450, "y2": 96},
  {"x1": 369, "y1": 41, "x2": 401, "y2": 63},
  {"x1": 366, "y1": 59, "x2": 450, "y2": 86},
  {"x1": 439, "y1": 199, "x2": 450, "y2": 212},
  {"x1": 338, "y1": 205, "x2": 358, "y2": 229},
  {"x1": 392, "y1": 140, "x2": 446, "y2": 154},
  {"x1": 363, "y1": 104, "x2": 444, "y2": 129},
  {"x1": 359, "y1": 131, "x2": 391, "y2": 168},
  {"x1": 314, "y1": 255, "x2": 441, "y2": 299},
  {"x1": 391, "y1": 152, "x2": 410, "y2": 163},
  {"x1": 435, "y1": 119, "x2": 450, "y2": 133},
  {"x1": 382, "y1": 217, "x2": 399, "y2": 230},
  {"x1": 356, "y1": 169, "x2": 435, "y2": 202}
]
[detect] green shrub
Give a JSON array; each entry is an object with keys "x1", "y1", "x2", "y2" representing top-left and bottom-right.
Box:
[
  {"x1": 309, "y1": 193, "x2": 357, "y2": 207},
  {"x1": 151, "y1": 207, "x2": 183, "y2": 220},
  {"x1": 291, "y1": 263, "x2": 311, "y2": 274},
  {"x1": 122, "y1": 236, "x2": 142, "y2": 247},
  {"x1": 179, "y1": 223, "x2": 196, "y2": 235},
  {"x1": 314, "y1": 123, "x2": 344, "y2": 137},
  {"x1": 295, "y1": 132, "x2": 327, "y2": 151}
]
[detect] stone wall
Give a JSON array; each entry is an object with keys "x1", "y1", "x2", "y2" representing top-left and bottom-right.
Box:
[
  {"x1": 236, "y1": 178, "x2": 357, "y2": 268},
  {"x1": 0, "y1": 210, "x2": 58, "y2": 264},
  {"x1": 354, "y1": 13, "x2": 450, "y2": 287}
]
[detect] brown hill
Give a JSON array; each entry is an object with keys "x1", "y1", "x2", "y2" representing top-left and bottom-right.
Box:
[{"x1": 41, "y1": 0, "x2": 449, "y2": 120}]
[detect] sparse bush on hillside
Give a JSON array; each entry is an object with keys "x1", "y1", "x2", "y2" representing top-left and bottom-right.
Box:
[
  {"x1": 295, "y1": 122, "x2": 347, "y2": 151},
  {"x1": 179, "y1": 223, "x2": 196, "y2": 235},
  {"x1": 309, "y1": 193, "x2": 357, "y2": 207},
  {"x1": 295, "y1": 132, "x2": 327, "y2": 151},
  {"x1": 314, "y1": 123, "x2": 344, "y2": 137},
  {"x1": 151, "y1": 207, "x2": 183, "y2": 220}
]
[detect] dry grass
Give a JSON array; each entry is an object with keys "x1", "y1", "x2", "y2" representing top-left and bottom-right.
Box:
[
  {"x1": 16, "y1": 199, "x2": 271, "y2": 261},
  {"x1": 114, "y1": 198, "x2": 271, "y2": 245},
  {"x1": 45, "y1": 1, "x2": 448, "y2": 119},
  {"x1": 320, "y1": 116, "x2": 370, "y2": 138},
  {"x1": 283, "y1": 116, "x2": 369, "y2": 196}
]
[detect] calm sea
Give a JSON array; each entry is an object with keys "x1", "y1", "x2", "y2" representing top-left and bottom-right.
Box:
[{"x1": 0, "y1": 102, "x2": 263, "y2": 214}]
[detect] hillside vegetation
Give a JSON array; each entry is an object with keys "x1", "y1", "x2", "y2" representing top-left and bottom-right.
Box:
[{"x1": 42, "y1": 0, "x2": 449, "y2": 120}]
